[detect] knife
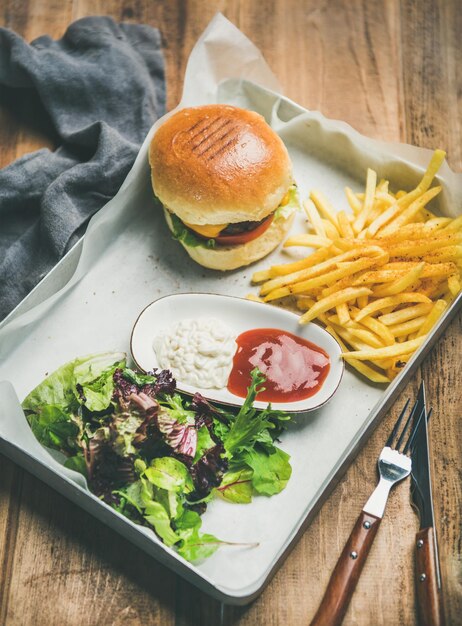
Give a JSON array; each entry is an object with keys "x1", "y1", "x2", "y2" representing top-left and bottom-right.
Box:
[{"x1": 411, "y1": 381, "x2": 445, "y2": 626}]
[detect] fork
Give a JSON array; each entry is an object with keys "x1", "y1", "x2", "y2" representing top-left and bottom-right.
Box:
[{"x1": 310, "y1": 395, "x2": 426, "y2": 626}]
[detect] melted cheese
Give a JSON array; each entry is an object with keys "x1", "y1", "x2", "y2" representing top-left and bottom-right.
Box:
[{"x1": 185, "y1": 222, "x2": 229, "y2": 238}]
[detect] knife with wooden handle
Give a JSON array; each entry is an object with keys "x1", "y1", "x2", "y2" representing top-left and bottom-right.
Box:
[{"x1": 411, "y1": 383, "x2": 445, "y2": 626}]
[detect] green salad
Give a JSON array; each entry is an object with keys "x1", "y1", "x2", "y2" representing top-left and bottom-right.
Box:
[{"x1": 22, "y1": 353, "x2": 294, "y2": 562}]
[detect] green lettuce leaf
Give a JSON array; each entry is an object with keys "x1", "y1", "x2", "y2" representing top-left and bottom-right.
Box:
[
  {"x1": 121, "y1": 368, "x2": 157, "y2": 387},
  {"x1": 274, "y1": 184, "x2": 300, "y2": 221},
  {"x1": 115, "y1": 478, "x2": 181, "y2": 545},
  {"x1": 216, "y1": 467, "x2": 253, "y2": 503},
  {"x1": 176, "y1": 529, "x2": 222, "y2": 562},
  {"x1": 169, "y1": 213, "x2": 216, "y2": 249},
  {"x1": 144, "y1": 457, "x2": 194, "y2": 493},
  {"x1": 174, "y1": 509, "x2": 202, "y2": 531},
  {"x1": 64, "y1": 453, "x2": 87, "y2": 477},
  {"x1": 243, "y1": 447, "x2": 292, "y2": 496},
  {"x1": 22, "y1": 352, "x2": 126, "y2": 413},
  {"x1": 151, "y1": 484, "x2": 182, "y2": 519},
  {"x1": 223, "y1": 369, "x2": 290, "y2": 457},
  {"x1": 73, "y1": 352, "x2": 126, "y2": 386},
  {"x1": 144, "y1": 500, "x2": 180, "y2": 547},
  {"x1": 112, "y1": 414, "x2": 144, "y2": 457},
  {"x1": 116, "y1": 478, "x2": 149, "y2": 512},
  {"x1": 79, "y1": 368, "x2": 117, "y2": 412},
  {"x1": 23, "y1": 362, "x2": 78, "y2": 413},
  {"x1": 28, "y1": 405, "x2": 80, "y2": 453},
  {"x1": 174, "y1": 507, "x2": 222, "y2": 562},
  {"x1": 23, "y1": 353, "x2": 126, "y2": 454},
  {"x1": 212, "y1": 417, "x2": 230, "y2": 442},
  {"x1": 160, "y1": 394, "x2": 196, "y2": 425},
  {"x1": 193, "y1": 426, "x2": 215, "y2": 463}
]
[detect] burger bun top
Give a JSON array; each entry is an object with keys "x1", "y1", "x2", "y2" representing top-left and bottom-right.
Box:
[{"x1": 149, "y1": 105, "x2": 292, "y2": 226}]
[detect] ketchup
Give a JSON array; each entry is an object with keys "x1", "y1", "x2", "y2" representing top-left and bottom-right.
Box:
[{"x1": 227, "y1": 328, "x2": 330, "y2": 402}]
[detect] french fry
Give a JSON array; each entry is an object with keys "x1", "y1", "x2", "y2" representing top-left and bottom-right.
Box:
[
  {"x1": 303, "y1": 199, "x2": 326, "y2": 237},
  {"x1": 296, "y1": 296, "x2": 316, "y2": 310},
  {"x1": 417, "y1": 149, "x2": 446, "y2": 192},
  {"x1": 348, "y1": 308, "x2": 395, "y2": 345},
  {"x1": 299, "y1": 287, "x2": 372, "y2": 324},
  {"x1": 419, "y1": 278, "x2": 447, "y2": 298},
  {"x1": 386, "y1": 222, "x2": 437, "y2": 239},
  {"x1": 245, "y1": 293, "x2": 264, "y2": 303},
  {"x1": 336, "y1": 302, "x2": 350, "y2": 325},
  {"x1": 377, "y1": 187, "x2": 441, "y2": 236},
  {"x1": 263, "y1": 247, "x2": 331, "y2": 279},
  {"x1": 423, "y1": 245, "x2": 462, "y2": 264},
  {"x1": 388, "y1": 316, "x2": 428, "y2": 338},
  {"x1": 376, "y1": 179, "x2": 389, "y2": 193},
  {"x1": 416, "y1": 300, "x2": 447, "y2": 337},
  {"x1": 377, "y1": 355, "x2": 411, "y2": 371},
  {"x1": 372, "y1": 263, "x2": 425, "y2": 297},
  {"x1": 353, "y1": 168, "x2": 377, "y2": 233},
  {"x1": 378, "y1": 303, "x2": 433, "y2": 326},
  {"x1": 333, "y1": 323, "x2": 384, "y2": 348},
  {"x1": 384, "y1": 234, "x2": 460, "y2": 258},
  {"x1": 337, "y1": 211, "x2": 355, "y2": 238},
  {"x1": 375, "y1": 192, "x2": 396, "y2": 207},
  {"x1": 325, "y1": 325, "x2": 390, "y2": 383},
  {"x1": 310, "y1": 191, "x2": 339, "y2": 227},
  {"x1": 424, "y1": 217, "x2": 453, "y2": 230},
  {"x1": 251, "y1": 268, "x2": 272, "y2": 283},
  {"x1": 354, "y1": 293, "x2": 432, "y2": 321},
  {"x1": 357, "y1": 294, "x2": 369, "y2": 309},
  {"x1": 366, "y1": 201, "x2": 404, "y2": 237},
  {"x1": 358, "y1": 262, "x2": 456, "y2": 288},
  {"x1": 341, "y1": 336, "x2": 427, "y2": 360},
  {"x1": 328, "y1": 323, "x2": 372, "y2": 352},
  {"x1": 448, "y1": 274, "x2": 461, "y2": 296},
  {"x1": 322, "y1": 219, "x2": 340, "y2": 239},
  {"x1": 374, "y1": 357, "x2": 395, "y2": 370},
  {"x1": 345, "y1": 187, "x2": 362, "y2": 214},
  {"x1": 284, "y1": 234, "x2": 332, "y2": 248},
  {"x1": 443, "y1": 215, "x2": 462, "y2": 232}
]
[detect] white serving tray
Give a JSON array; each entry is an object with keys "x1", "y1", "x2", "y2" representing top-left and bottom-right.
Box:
[{"x1": 0, "y1": 16, "x2": 461, "y2": 605}]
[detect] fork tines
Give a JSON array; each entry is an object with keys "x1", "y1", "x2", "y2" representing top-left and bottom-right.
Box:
[{"x1": 385, "y1": 385, "x2": 428, "y2": 454}]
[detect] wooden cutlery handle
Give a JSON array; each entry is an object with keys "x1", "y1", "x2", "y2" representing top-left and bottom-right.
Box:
[
  {"x1": 310, "y1": 511, "x2": 381, "y2": 626},
  {"x1": 415, "y1": 527, "x2": 445, "y2": 626}
]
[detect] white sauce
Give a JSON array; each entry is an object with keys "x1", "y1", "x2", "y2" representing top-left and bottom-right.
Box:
[{"x1": 153, "y1": 318, "x2": 236, "y2": 389}]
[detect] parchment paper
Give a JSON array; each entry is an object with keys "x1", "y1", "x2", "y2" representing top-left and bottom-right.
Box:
[{"x1": 0, "y1": 14, "x2": 461, "y2": 603}]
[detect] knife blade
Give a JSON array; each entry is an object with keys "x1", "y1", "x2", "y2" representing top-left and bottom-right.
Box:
[{"x1": 410, "y1": 381, "x2": 445, "y2": 626}]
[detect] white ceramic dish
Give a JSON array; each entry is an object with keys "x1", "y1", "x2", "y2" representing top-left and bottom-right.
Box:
[{"x1": 130, "y1": 293, "x2": 344, "y2": 412}]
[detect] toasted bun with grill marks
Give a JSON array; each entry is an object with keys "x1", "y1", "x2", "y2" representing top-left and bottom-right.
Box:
[
  {"x1": 149, "y1": 105, "x2": 292, "y2": 225},
  {"x1": 163, "y1": 208, "x2": 295, "y2": 271}
]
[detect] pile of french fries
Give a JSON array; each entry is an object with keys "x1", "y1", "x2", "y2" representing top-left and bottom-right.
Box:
[{"x1": 252, "y1": 150, "x2": 462, "y2": 383}]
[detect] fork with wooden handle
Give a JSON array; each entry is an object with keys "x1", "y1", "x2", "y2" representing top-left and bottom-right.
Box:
[{"x1": 310, "y1": 395, "x2": 426, "y2": 626}]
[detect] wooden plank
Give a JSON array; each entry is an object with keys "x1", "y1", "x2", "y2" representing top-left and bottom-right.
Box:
[
  {"x1": 2, "y1": 470, "x2": 176, "y2": 625},
  {"x1": 0, "y1": 1, "x2": 460, "y2": 624},
  {"x1": 0, "y1": 458, "x2": 23, "y2": 626},
  {"x1": 400, "y1": 2, "x2": 462, "y2": 624}
]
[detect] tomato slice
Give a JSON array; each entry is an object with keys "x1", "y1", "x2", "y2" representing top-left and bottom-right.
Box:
[{"x1": 214, "y1": 214, "x2": 274, "y2": 246}]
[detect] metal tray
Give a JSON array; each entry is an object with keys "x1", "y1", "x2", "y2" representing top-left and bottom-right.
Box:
[{"x1": 1, "y1": 78, "x2": 461, "y2": 605}]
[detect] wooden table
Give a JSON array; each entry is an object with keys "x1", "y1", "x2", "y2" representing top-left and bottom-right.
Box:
[{"x1": 0, "y1": 2, "x2": 460, "y2": 624}]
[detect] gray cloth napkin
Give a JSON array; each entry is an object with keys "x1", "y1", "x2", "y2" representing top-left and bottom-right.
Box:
[{"x1": 0, "y1": 16, "x2": 165, "y2": 320}]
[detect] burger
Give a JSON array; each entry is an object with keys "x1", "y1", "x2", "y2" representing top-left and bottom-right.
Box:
[{"x1": 148, "y1": 104, "x2": 298, "y2": 270}]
